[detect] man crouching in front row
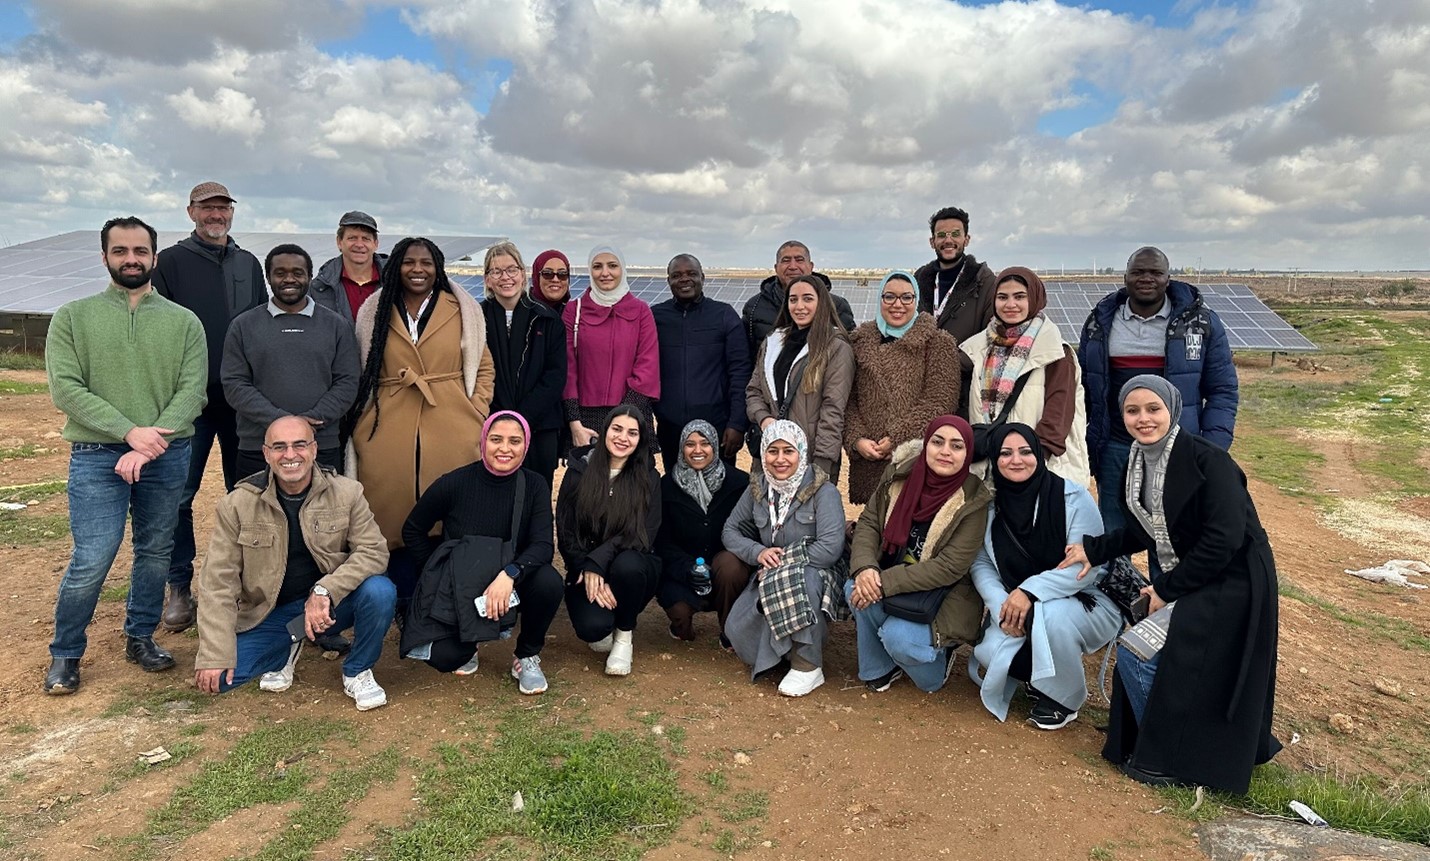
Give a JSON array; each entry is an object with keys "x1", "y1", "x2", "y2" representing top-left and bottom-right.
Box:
[{"x1": 194, "y1": 415, "x2": 395, "y2": 710}]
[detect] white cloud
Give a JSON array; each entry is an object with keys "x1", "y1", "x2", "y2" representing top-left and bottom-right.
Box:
[{"x1": 166, "y1": 86, "x2": 266, "y2": 141}]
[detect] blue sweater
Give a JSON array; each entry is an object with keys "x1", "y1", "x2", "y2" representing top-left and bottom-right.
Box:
[{"x1": 1077, "y1": 280, "x2": 1238, "y2": 472}]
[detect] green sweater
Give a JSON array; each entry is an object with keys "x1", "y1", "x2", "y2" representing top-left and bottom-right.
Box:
[{"x1": 46, "y1": 286, "x2": 209, "y2": 444}]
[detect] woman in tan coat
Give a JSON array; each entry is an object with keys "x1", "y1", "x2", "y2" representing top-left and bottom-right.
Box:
[
  {"x1": 844, "y1": 270, "x2": 961, "y2": 505},
  {"x1": 745, "y1": 274, "x2": 854, "y2": 478},
  {"x1": 345, "y1": 237, "x2": 494, "y2": 599}
]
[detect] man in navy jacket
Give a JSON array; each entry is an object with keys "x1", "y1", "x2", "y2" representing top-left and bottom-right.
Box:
[
  {"x1": 1078, "y1": 247, "x2": 1239, "y2": 533},
  {"x1": 652, "y1": 254, "x2": 753, "y2": 472}
]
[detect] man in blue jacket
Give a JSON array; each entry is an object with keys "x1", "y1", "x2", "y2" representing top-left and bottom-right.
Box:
[
  {"x1": 1077, "y1": 246, "x2": 1239, "y2": 532},
  {"x1": 652, "y1": 254, "x2": 753, "y2": 472}
]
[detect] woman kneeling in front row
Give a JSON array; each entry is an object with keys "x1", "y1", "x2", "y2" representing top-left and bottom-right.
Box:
[
  {"x1": 400, "y1": 411, "x2": 564, "y2": 695},
  {"x1": 968, "y1": 423, "x2": 1121, "y2": 728},
  {"x1": 1063, "y1": 376, "x2": 1280, "y2": 794},
  {"x1": 722, "y1": 421, "x2": 847, "y2": 697},
  {"x1": 847, "y1": 416, "x2": 989, "y2": 693},
  {"x1": 557, "y1": 405, "x2": 663, "y2": 676}
]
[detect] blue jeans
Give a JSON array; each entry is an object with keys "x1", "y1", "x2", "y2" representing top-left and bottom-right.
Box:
[
  {"x1": 168, "y1": 393, "x2": 240, "y2": 588},
  {"x1": 844, "y1": 580, "x2": 951, "y2": 692},
  {"x1": 1116, "y1": 643, "x2": 1160, "y2": 724},
  {"x1": 219, "y1": 575, "x2": 396, "y2": 692},
  {"x1": 1096, "y1": 438, "x2": 1132, "y2": 535},
  {"x1": 50, "y1": 439, "x2": 192, "y2": 658}
]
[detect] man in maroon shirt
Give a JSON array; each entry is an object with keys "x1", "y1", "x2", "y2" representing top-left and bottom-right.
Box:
[{"x1": 310, "y1": 211, "x2": 387, "y2": 322}]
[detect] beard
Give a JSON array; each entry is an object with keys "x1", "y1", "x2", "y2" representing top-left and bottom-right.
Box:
[{"x1": 108, "y1": 262, "x2": 151, "y2": 290}]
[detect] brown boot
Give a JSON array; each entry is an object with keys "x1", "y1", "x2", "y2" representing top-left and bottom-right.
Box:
[{"x1": 161, "y1": 583, "x2": 196, "y2": 632}]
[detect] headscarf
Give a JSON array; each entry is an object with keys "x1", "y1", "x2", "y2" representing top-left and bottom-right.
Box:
[
  {"x1": 1119, "y1": 375, "x2": 1183, "y2": 570},
  {"x1": 480, "y1": 410, "x2": 530, "y2": 477},
  {"x1": 585, "y1": 244, "x2": 630, "y2": 308},
  {"x1": 988, "y1": 422, "x2": 1067, "y2": 592},
  {"x1": 875, "y1": 270, "x2": 919, "y2": 339},
  {"x1": 760, "y1": 419, "x2": 809, "y2": 539},
  {"x1": 882, "y1": 416, "x2": 974, "y2": 556},
  {"x1": 530, "y1": 249, "x2": 570, "y2": 310},
  {"x1": 672, "y1": 419, "x2": 726, "y2": 513},
  {"x1": 978, "y1": 266, "x2": 1049, "y2": 419}
]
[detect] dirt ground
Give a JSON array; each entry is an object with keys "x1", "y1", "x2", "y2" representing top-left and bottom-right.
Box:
[{"x1": 0, "y1": 361, "x2": 1426, "y2": 861}]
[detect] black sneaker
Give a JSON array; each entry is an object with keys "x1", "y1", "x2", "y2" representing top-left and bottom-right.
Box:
[
  {"x1": 1028, "y1": 696, "x2": 1078, "y2": 730},
  {"x1": 864, "y1": 667, "x2": 903, "y2": 693}
]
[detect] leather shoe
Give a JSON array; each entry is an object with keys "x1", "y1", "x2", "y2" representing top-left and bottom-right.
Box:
[
  {"x1": 125, "y1": 636, "x2": 176, "y2": 672},
  {"x1": 161, "y1": 583, "x2": 196, "y2": 632},
  {"x1": 1121, "y1": 761, "x2": 1184, "y2": 788},
  {"x1": 44, "y1": 658, "x2": 80, "y2": 695}
]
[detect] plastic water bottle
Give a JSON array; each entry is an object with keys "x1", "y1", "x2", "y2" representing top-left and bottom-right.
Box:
[{"x1": 691, "y1": 557, "x2": 713, "y2": 597}]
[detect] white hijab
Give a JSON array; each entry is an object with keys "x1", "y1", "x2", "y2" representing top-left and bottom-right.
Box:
[{"x1": 585, "y1": 244, "x2": 631, "y2": 307}]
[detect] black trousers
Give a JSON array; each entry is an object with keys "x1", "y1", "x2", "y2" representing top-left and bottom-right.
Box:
[
  {"x1": 525, "y1": 428, "x2": 560, "y2": 492},
  {"x1": 235, "y1": 446, "x2": 344, "y2": 481},
  {"x1": 422, "y1": 563, "x2": 565, "y2": 670},
  {"x1": 565, "y1": 549, "x2": 660, "y2": 640}
]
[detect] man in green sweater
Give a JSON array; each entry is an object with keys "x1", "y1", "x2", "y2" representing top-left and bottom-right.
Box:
[{"x1": 42, "y1": 217, "x2": 209, "y2": 695}]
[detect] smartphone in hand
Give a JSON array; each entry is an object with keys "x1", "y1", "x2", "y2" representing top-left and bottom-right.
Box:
[{"x1": 1130, "y1": 592, "x2": 1152, "y2": 624}]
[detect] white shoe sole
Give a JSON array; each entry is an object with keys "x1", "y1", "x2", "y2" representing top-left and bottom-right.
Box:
[
  {"x1": 259, "y1": 673, "x2": 292, "y2": 692},
  {"x1": 778, "y1": 667, "x2": 825, "y2": 697},
  {"x1": 1029, "y1": 711, "x2": 1078, "y2": 731},
  {"x1": 348, "y1": 693, "x2": 387, "y2": 711},
  {"x1": 589, "y1": 634, "x2": 614, "y2": 654}
]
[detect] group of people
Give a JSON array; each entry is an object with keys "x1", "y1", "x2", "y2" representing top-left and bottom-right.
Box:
[{"x1": 41, "y1": 185, "x2": 1278, "y2": 795}]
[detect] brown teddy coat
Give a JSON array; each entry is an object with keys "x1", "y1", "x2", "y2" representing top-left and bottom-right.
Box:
[
  {"x1": 348, "y1": 289, "x2": 494, "y2": 548},
  {"x1": 843, "y1": 314, "x2": 961, "y2": 504}
]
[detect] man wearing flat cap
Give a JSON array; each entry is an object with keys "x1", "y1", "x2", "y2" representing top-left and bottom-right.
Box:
[
  {"x1": 310, "y1": 211, "x2": 387, "y2": 323},
  {"x1": 152, "y1": 181, "x2": 267, "y2": 634}
]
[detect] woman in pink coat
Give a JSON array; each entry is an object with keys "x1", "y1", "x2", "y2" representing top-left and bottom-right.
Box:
[{"x1": 563, "y1": 244, "x2": 661, "y2": 453}]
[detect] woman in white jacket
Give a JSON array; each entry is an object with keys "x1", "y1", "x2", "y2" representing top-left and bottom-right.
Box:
[{"x1": 960, "y1": 266, "x2": 1090, "y2": 487}]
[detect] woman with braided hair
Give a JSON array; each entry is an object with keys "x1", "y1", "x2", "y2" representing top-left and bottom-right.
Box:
[{"x1": 345, "y1": 237, "x2": 494, "y2": 601}]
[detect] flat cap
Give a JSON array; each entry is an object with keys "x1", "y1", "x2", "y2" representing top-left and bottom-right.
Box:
[
  {"x1": 338, "y1": 210, "x2": 378, "y2": 232},
  {"x1": 189, "y1": 181, "x2": 234, "y2": 203}
]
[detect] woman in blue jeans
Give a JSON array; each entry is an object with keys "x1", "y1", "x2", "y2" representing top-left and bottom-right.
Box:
[{"x1": 846, "y1": 416, "x2": 990, "y2": 693}]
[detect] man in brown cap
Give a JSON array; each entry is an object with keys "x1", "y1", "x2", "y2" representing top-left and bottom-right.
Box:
[
  {"x1": 310, "y1": 210, "x2": 387, "y2": 323},
  {"x1": 151, "y1": 181, "x2": 267, "y2": 633}
]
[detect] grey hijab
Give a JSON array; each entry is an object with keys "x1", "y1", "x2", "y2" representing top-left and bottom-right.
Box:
[
  {"x1": 672, "y1": 419, "x2": 725, "y2": 512},
  {"x1": 1120, "y1": 375, "x2": 1183, "y2": 570}
]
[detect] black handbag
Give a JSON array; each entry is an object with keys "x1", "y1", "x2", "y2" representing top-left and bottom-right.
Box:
[
  {"x1": 1098, "y1": 555, "x2": 1149, "y2": 625},
  {"x1": 883, "y1": 585, "x2": 952, "y2": 624},
  {"x1": 969, "y1": 373, "x2": 1032, "y2": 462}
]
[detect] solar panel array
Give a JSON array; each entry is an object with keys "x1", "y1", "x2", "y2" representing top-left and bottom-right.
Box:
[
  {"x1": 0, "y1": 231, "x2": 504, "y2": 315},
  {"x1": 449, "y1": 275, "x2": 1316, "y2": 352}
]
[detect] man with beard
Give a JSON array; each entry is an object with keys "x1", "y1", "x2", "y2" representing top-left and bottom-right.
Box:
[
  {"x1": 912, "y1": 206, "x2": 997, "y2": 418},
  {"x1": 221, "y1": 244, "x2": 360, "y2": 478},
  {"x1": 652, "y1": 254, "x2": 751, "y2": 471},
  {"x1": 310, "y1": 211, "x2": 386, "y2": 323},
  {"x1": 741, "y1": 240, "x2": 857, "y2": 357},
  {"x1": 152, "y1": 182, "x2": 267, "y2": 633},
  {"x1": 42, "y1": 217, "x2": 208, "y2": 694}
]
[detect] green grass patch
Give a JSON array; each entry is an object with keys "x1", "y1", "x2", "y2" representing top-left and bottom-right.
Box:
[
  {"x1": 378, "y1": 709, "x2": 688, "y2": 861},
  {"x1": 0, "y1": 480, "x2": 66, "y2": 504},
  {"x1": 113, "y1": 740, "x2": 202, "y2": 781},
  {"x1": 7, "y1": 723, "x2": 36, "y2": 735},
  {"x1": 0, "y1": 350, "x2": 45, "y2": 371},
  {"x1": 703, "y1": 769, "x2": 728, "y2": 790},
  {"x1": 1278, "y1": 580, "x2": 1430, "y2": 653},
  {"x1": 0, "y1": 511, "x2": 69, "y2": 545},
  {"x1": 250, "y1": 746, "x2": 399, "y2": 861},
  {"x1": 100, "y1": 584, "x2": 129, "y2": 603},
  {"x1": 125, "y1": 719, "x2": 350, "y2": 859},
  {"x1": 1232, "y1": 429, "x2": 1325, "y2": 499},
  {"x1": 719, "y1": 790, "x2": 768, "y2": 824},
  {"x1": 1159, "y1": 763, "x2": 1430, "y2": 845},
  {"x1": 101, "y1": 685, "x2": 211, "y2": 719},
  {"x1": 0, "y1": 379, "x2": 47, "y2": 395},
  {"x1": 0, "y1": 444, "x2": 39, "y2": 461}
]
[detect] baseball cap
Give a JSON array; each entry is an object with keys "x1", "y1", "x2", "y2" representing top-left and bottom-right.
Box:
[
  {"x1": 338, "y1": 211, "x2": 379, "y2": 233},
  {"x1": 189, "y1": 181, "x2": 234, "y2": 204}
]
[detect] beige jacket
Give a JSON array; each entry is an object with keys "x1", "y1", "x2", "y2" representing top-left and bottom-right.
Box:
[
  {"x1": 195, "y1": 467, "x2": 390, "y2": 670},
  {"x1": 745, "y1": 329, "x2": 855, "y2": 473}
]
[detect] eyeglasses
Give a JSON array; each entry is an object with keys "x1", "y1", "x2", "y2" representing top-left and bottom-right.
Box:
[
  {"x1": 264, "y1": 441, "x2": 313, "y2": 454},
  {"x1": 540, "y1": 269, "x2": 570, "y2": 281},
  {"x1": 933, "y1": 231, "x2": 963, "y2": 240},
  {"x1": 880, "y1": 293, "x2": 917, "y2": 305},
  {"x1": 488, "y1": 266, "x2": 523, "y2": 279},
  {"x1": 196, "y1": 204, "x2": 233, "y2": 214}
]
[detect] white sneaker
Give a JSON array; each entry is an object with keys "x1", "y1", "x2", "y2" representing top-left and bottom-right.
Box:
[
  {"x1": 778, "y1": 666, "x2": 825, "y2": 697},
  {"x1": 453, "y1": 651, "x2": 479, "y2": 676},
  {"x1": 588, "y1": 633, "x2": 614, "y2": 654},
  {"x1": 342, "y1": 669, "x2": 388, "y2": 711},
  {"x1": 604, "y1": 630, "x2": 633, "y2": 676},
  {"x1": 259, "y1": 641, "x2": 302, "y2": 692}
]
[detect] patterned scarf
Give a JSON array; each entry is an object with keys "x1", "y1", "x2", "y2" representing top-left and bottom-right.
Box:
[
  {"x1": 979, "y1": 313, "x2": 1044, "y2": 419},
  {"x1": 1120, "y1": 375, "x2": 1185, "y2": 571},
  {"x1": 672, "y1": 419, "x2": 725, "y2": 513},
  {"x1": 761, "y1": 419, "x2": 809, "y2": 540}
]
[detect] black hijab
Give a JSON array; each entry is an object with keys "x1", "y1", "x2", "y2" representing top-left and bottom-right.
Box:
[{"x1": 989, "y1": 422, "x2": 1067, "y2": 593}]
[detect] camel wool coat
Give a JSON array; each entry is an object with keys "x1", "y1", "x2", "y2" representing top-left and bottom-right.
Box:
[
  {"x1": 348, "y1": 289, "x2": 495, "y2": 548},
  {"x1": 843, "y1": 314, "x2": 961, "y2": 504}
]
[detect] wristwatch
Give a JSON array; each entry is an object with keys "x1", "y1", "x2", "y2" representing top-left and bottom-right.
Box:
[{"x1": 311, "y1": 584, "x2": 330, "y2": 599}]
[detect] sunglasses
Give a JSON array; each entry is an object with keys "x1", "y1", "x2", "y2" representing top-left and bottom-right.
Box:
[{"x1": 539, "y1": 269, "x2": 570, "y2": 281}]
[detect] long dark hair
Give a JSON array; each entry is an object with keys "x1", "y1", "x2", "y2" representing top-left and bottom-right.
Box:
[
  {"x1": 772, "y1": 273, "x2": 847, "y2": 393},
  {"x1": 344, "y1": 237, "x2": 453, "y2": 442},
  {"x1": 575, "y1": 405, "x2": 654, "y2": 550}
]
